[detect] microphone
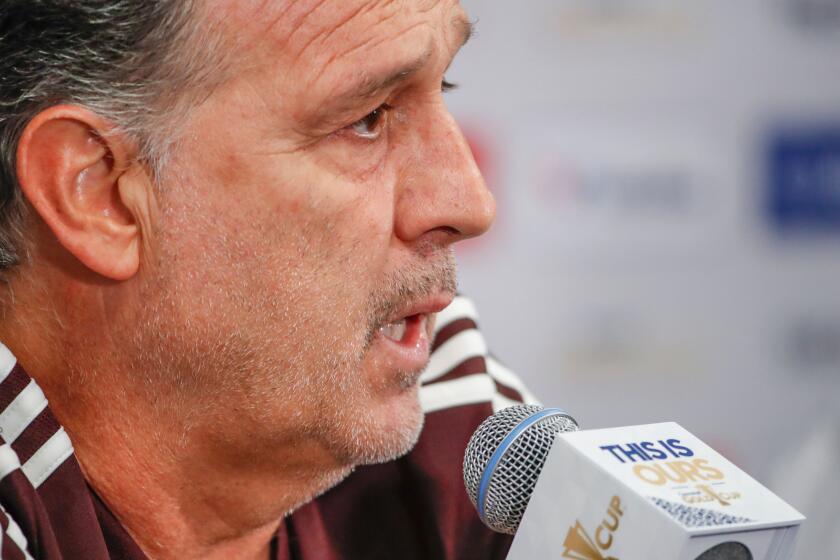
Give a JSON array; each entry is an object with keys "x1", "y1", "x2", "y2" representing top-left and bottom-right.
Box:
[
  {"x1": 463, "y1": 405, "x2": 805, "y2": 560},
  {"x1": 462, "y1": 404, "x2": 580, "y2": 534}
]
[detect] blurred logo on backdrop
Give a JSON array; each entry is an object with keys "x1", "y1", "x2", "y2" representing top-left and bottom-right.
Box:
[
  {"x1": 779, "y1": 0, "x2": 840, "y2": 32},
  {"x1": 766, "y1": 126, "x2": 840, "y2": 234},
  {"x1": 546, "y1": 0, "x2": 699, "y2": 36},
  {"x1": 781, "y1": 317, "x2": 840, "y2": 374},
  {"x1": 537, "y1": 160, "x2": 695, "y2": 216},
  {"x1": 518, "y1": 122, "x2": 727, "y2": 257}
]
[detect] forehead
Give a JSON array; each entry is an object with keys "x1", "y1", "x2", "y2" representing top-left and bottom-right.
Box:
[
  {"x1": 209, "y1": 0, "x2": 465, "y2": 67},
  {"x1": 216, "y1": 0, "x2": 457, "y2": 30}
]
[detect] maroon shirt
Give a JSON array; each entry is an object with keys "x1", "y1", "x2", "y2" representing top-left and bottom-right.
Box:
[{"x1": 0, "y1": 296, "x2": 533, "y2": 559}]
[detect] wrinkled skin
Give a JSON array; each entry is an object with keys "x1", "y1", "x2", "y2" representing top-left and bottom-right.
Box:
[{"x1": 132, "y1": 0, "x2": 493, "y2": 474}]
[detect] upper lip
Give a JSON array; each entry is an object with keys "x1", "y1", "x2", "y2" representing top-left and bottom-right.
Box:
[{"x1": 386, "y1": 293, "x2": 455, "y2": 324}]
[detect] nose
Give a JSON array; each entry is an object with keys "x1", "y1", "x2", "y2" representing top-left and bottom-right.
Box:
[{"x1": 394, "y1": 105, "x2": 496, "y2": 245}]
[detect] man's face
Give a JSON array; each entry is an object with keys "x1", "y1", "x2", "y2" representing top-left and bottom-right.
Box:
[{"x1": 130, "y1": 0, "x2": 494, "y2": 472}]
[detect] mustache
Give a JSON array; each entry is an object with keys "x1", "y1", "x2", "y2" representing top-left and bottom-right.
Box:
[{"x1": 365, "y1": 250, "x2": 458, "y2": 344}]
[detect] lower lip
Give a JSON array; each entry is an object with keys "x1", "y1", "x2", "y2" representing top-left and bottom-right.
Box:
[{"x1": 374, "y1": 314, "x2": 431, "y2": 372}]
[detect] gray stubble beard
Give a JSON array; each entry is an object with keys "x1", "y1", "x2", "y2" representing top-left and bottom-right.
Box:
[{"x1": 126, "y1": 223, "x2": 458, "y2": 472}]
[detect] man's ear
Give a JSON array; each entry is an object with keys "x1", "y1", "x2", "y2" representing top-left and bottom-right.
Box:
[{"x1": 16, "y1": 105, "x2": 150, "y2": 281}]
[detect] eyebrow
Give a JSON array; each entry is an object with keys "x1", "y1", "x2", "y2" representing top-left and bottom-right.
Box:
[
  {"x1": 350, "y1": 16, "x2": 473, "y2": 100},
  {"x1": 311, "y1": 16, "x2": 475, "y2": 126},
  {"x1": 347, "y1": 48, "x2": 434, "y2": 105}
]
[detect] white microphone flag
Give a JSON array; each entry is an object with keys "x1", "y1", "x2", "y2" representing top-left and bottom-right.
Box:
[{"x1": 507, "y1": 423, "x2": 804, "y2": 560}]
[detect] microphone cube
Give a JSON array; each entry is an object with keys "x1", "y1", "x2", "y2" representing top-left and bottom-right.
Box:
[{"x1": 507, "y1": 422, "x2": 804, "y2": 560}]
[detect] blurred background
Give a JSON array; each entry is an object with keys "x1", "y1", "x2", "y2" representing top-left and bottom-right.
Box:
[{"x1": 446, "y1": 0, "x2": 840, "y2": 556}]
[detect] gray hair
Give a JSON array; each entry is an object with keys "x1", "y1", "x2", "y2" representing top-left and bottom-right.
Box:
[{"x1": 0, "y1": 0, "x2": 223, "y2": 270}]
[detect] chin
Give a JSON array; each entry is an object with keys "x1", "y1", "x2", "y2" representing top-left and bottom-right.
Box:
[
  {"x1": 374, "y1": 385, "x2": 426, "y2": 460},
  {"x1": 329, "y1": 384, "x2": 426, "y2": 467}
]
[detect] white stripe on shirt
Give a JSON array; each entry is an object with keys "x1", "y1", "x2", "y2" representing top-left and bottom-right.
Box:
[
  {"x1": 0, "y1": 381, "x2": 48, "y2": 444},
  {"x1": 22, "y1": 428, "x2": 73, "y2": 489},
  {"x1": 433, "y1": 296, "x2": 479, "y2": 335},
  {"x1": 422, "y1": 329, "x2": 488, "y2": 383},
  {"x1": 0, "y1": 503, "x2": 34, "y2": 560},
  {"x1": 0, "y1": 345, "x2": 16, "y2": 385},
  {"x1": 0, "y1": 445, "x2": 21, "y2": 482}
]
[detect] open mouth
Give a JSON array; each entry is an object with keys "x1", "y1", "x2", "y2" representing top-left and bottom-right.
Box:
[
  {"x1": 378, "y1": 314, "x2": 426, "y2": 346},
  {"x1": 370, "y1": 296, "x2": 451, "y2": 374}
]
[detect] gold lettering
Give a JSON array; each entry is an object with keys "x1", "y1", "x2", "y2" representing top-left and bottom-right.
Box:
[
  {"x1": 697, "y1": 484, "x2": 731, "y2": 506},
  {"x1": 595, "y1": 523, "x2": 613, "y2": 550},
  {"x1": 610, "y1": 495, "x2": 623, "y2": 516},
  {"x1": 661, "y1": 462, "x2": 689, "y2": 484},
  {"x1": 692, "y1": 458, "x2": 725, "y2": 481},
  {"x1": 602, "y1": 507, "x2": 620, "y2": 532},
  {"x1": 670, "y1": 460, "x2": 705, "y2": 482},
  {"x1": 634, "y1": 464, "x2": 667, "y2": 485}
]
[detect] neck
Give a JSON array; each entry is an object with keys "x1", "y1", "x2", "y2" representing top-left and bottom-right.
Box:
[
  {"x1": 0, "y1": 266, "x2": 351, "y2": 560},
  {"x1": 65, "y1": 385, "x2": 349, "y2": 560}
]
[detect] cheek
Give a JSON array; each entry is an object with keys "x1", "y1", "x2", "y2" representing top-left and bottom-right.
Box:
[
  {"x1": 164, "y1": 118, "x2": 400, "y2": 279},
  {"x1": 256, "y1": 158, "x2": 399, "y2": 263}
]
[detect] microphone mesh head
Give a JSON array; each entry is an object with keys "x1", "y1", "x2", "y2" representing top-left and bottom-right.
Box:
[{"x1": 463, "y1": 404, "x2": 579, "y2": 534}]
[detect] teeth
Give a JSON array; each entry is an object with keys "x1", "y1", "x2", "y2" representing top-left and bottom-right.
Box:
[{"x1": 379, "y1": 319, "x2": 408, "y2": 341}]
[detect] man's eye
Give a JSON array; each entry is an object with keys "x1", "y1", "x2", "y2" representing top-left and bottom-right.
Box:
[{"x1": 348, "y1": 103, "x2": 393, "y2": 140}]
